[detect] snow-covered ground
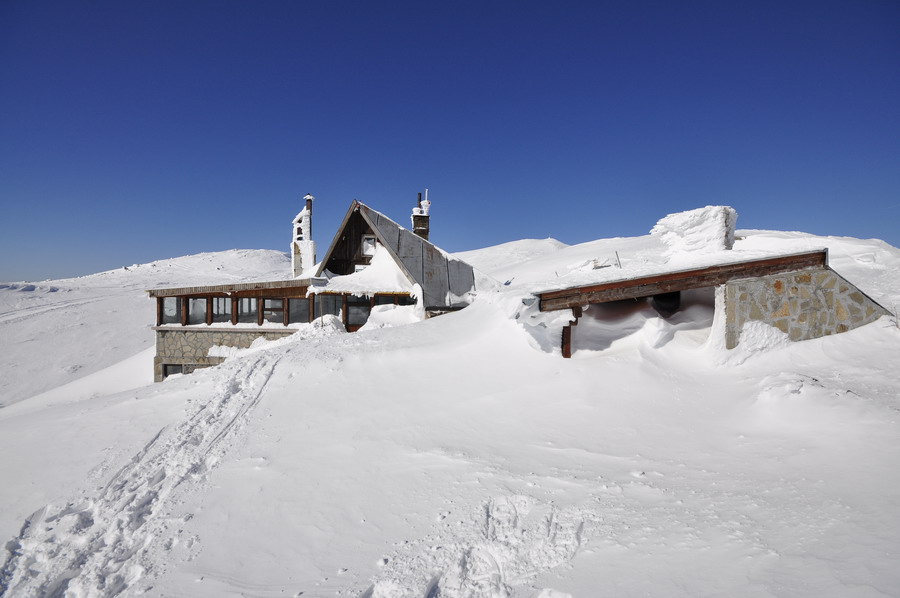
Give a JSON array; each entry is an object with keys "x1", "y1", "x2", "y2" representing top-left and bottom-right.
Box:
[{"x1": 1, "y1": 231, "x2": 899, "y2": 597}]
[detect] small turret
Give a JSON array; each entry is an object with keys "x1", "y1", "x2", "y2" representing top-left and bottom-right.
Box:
[{"x1": 292, "y1": 193, "x2": 316, "y2": 277}]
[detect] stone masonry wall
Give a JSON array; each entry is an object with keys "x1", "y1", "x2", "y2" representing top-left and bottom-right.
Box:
[
  {"x1": 724, "y1": 266, "x2": 889, "y2": 349},
  {"x1": 154, "y1": 327, "x2": 296, "y2": 382}
]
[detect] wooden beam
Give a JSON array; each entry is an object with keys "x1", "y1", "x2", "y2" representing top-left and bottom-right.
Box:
[
  {"x1": 156, "y1": 297, "x2": 163, "y2": 327},
  {"x1": 180, "y1": 297, "x2": 188, "y2": 326},
  {"x1": 148, "y1": 278, "x2": 313, "y2": 298},
  {"x1": 206, "y1": 297, "x2": 213, "y2": 326},
  {"x1": 561, "y1": 324, "x2": 573, "y2": 358},
  {"x1": 539, "y1": 250, "x2": 827, "y2": 312}
]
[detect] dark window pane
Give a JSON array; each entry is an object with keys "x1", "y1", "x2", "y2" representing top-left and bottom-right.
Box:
[
  {"x1": 397, "y1": 295, "x2": 417, "y2": 306},
  {"x1": 374, "y1": 295, "x2": 395, "y2": 306},
  {"x1": 211, "y1": 297, "x2": 231, "y2": 323},
  {"x1": 262, "y1": 298, "x2": 284, "y2": 324},
  {"x1": 237, "y1": 298, "x2": 257, "y2": 323},
  {"x1": 162, "y1": 297, "x2": 181, "y2": 324},
  {"x1": 187, "y1": 298, "x2": 207, "y2": 325},
  {"x1": 288, "y1": 298, "x2": 310, "y2": 323},
  {"x1": 347, "y1": 295, "x2": 371, "y2": 326},
  {"x1": 314, "y1": 294, "x2": 341, "y2": 319},
  {"x1": 163, "y1": 364, "x2": 183, "y2": 378}
]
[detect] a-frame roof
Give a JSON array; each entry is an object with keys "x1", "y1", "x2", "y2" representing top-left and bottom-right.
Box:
[{"x1": 316, "y1": 201, "x2": 476, "y2": 309}]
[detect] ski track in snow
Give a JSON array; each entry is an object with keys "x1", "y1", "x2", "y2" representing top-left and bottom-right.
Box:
[
  {"x1": 0, "y1": 352, "x2": 279, "y2": 597},
  {"x1": 0, "y1": 297, "x2": 107, "y2": 326}
]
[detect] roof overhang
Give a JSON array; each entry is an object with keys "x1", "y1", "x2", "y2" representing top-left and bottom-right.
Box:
[
  {"x1": 148, "y1": 278, "x2": 317, "y2": 297},
  {"x1": 537, "y1": 249, "x2": 828, "y2": 312}
]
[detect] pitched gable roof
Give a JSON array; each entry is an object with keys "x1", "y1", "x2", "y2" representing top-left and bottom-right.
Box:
[{"x1": 316, "y1": 201, "x2": 476, "y2": 308}]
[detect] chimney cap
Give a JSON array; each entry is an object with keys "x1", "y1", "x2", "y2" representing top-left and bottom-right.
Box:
[{"x1": 303, "y1": 193, "x2": 315, "y2": 202}]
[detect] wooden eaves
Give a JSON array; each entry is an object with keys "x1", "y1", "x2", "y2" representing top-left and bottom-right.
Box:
[
  {"x1": 147, "y1": 278, "x2": 317, "y2": 298},
  {"x1": 537, "y1": 249, "x2": 828, "y2": 312}
]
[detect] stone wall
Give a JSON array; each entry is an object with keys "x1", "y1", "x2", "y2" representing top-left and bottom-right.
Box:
[
  {"x1": 724, "y1": 266, "x2": 889, "y2": 349},
  {"x1": 154, "y1": 327, "x2": 296, "y2": 382}
]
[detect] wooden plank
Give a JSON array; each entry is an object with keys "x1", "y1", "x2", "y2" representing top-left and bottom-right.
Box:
[
  {"x1": 561, "y1": 324, "x2": 573, "y2": 358},
  {"x1": 180, "y1": 297, "x2": 188, "y2": 326},
  {"x1": 539, "y1": 250, "x2": 826, "y2": 312}
]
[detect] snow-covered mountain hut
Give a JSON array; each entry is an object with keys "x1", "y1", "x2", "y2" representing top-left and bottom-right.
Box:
[
  {"x1": 531, "y1": 206, "x2": 891, "y2": 357},
  {"x1": 148, "y1": 195, "x2": 477, "y2": 381}
]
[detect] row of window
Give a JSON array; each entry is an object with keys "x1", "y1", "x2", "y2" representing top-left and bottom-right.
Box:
[{"x1": 159, "y1": 294, "x2": 415, "y2": 327}]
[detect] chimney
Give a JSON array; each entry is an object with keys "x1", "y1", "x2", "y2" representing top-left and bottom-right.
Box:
[
  {"x1": 411, "y1": 189, "x2": 430, "y2": 241},
  {"x1": 304, "y1": 193, "x2": 314, "y2": 239},
  {"x1": 292, "y1": 193, "x2": 316, "y2": 278}
]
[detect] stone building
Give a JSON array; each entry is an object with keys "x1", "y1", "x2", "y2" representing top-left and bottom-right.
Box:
[
  {"x1": 532, "y1": 207, "x2": 891, "y2": 357},
  {"x1": 149, "y1": 196, "x2": 477, "y2": 381}
]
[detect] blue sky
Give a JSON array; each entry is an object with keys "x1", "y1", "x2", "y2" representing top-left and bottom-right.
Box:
[{"x1": 1, "y1": 0, "x2": 898, "y2": 281}]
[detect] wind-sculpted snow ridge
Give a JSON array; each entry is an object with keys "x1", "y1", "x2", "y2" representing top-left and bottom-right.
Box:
[{"x1": 0, "y1": 351, "x2": 279, "y2": 597}]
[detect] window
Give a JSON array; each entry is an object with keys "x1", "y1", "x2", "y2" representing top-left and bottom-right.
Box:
[
  {"x1": 314, "y1": 294, "x2": 341, "y2": 319},
  {"x1": 163, "y1": 364, "x2": 183, "y2": 378},
  {"x1": 161, "y1": 297, "x2": 181, "y2": 324},
  {"x1": 237, "y1": 298, "x2": 257, "y2": 323},
  {"x1": 288, "y1": 298, "x2": 310, "y2": 323},
  {"x1": 262, "y1": 298, "x2": 284, "y2": 325},
  {"x1": 374, "y1": 295, "x2": 396, "y2": 306},
  {"x1": 211, "y1": 297, "x2": 231, "y2": 323},
  {"x1": 347, "y1": 295, "x2": 371, "y2": 327},
  {"x1": 397, "y1": 295, "x2": 417, "y2": 306},
  {"x1": 361, "y1": 235, "x2": 377, "y2": 256},
  {"x1": 187, "y1": 298, "x2": 207, "y2": 325}
]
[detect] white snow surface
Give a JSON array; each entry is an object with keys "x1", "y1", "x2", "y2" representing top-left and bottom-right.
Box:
[
  {"x1": 315, "y1": 244, "x2": 416, "y2": 296},
  {"x1": 0, "y1": 249, "x2": 290, "y2": 408},
  {"x1": 650, "y1": 205, "x2": 738, "y2": 254},
  {"x1": 1, "y1": 231, "x2": 899, "y2": 597}
]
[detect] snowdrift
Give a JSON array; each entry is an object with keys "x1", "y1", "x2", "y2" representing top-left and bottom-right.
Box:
[{"x1": 1, "y1": 232, "x2": 899, "y2": 598}]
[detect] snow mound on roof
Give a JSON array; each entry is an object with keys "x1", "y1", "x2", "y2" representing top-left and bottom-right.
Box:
[
  {"x1": 651, "y1": 206, "x2": 737, "y2": 255},
  {"x1": 316, "y1": 244, "x2": 414, "y2": 296}
]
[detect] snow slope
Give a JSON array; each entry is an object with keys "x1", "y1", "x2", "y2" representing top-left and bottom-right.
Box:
[
  {"x1": 0, "y1": 250, "x2": 290, "y2": 408},
  {"x1": 1, "y1": 232, "x2": 899, "y2": 598}
]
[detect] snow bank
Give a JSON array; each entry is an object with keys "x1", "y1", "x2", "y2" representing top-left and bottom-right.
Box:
[
  {"x1": 358, "y1": 304, "x2": 421, "y2": 331},
  {"x1": 650, "y1": 205, "x2": 738, "y2": 255},
  {"x1": 207, "y1": 315, "x2": 346, "y2": 358},
  {"x1": 2, "y1": 231, "x2": 900, "y2": 598}
]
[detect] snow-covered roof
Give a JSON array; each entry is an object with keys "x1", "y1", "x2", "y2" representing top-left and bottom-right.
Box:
[
  {"x1": 316, "y1": 201, "x2": 476, "y2": 308},
  {"x1": 524, "y1": 206, "x2": 827, "y2": 295},
  {"x1": 312, "y1": 244, "x2": 416, "y2": 296}
]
